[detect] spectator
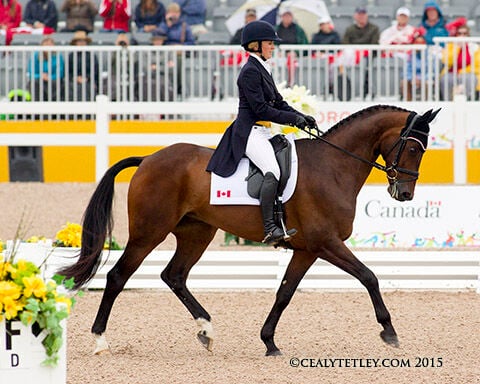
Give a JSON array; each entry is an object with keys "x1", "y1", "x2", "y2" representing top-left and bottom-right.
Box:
[
  {"x1": 60, "y1": 0, "x2": 98, "y2": 32},
  {"x1": 0, "y1": 0, "x2": 22, "y2": 31},
  {"x1": 420, "y1": 1, "x2": 448, "y2": 46},
  {"x1": 67, "y1": 30, "x2": 99, "y2": 101},
  {"x1": 311, "y1": 16, "x2": 340, "y2": 45},
  {"x1": 156, "y1": 2, "x2": 194, "y2": 46},
  {"x1": 342, "y1": 7, "x2": 379, "y2": 45},
  {"x1": 136, "y1": 29, "x2": 173, "y2": 107},
  {"x1": 134, "y1": 0, "x2": 165, "y2": 33},
  {"x1": 379, "y1": 7, "x2": 415, "y2": 46},
  {"x1": 106, "y1": 33, "x2": 140, "y2": 102},
  {"x1": 342, "y1": 7, "x2": 379, "y2": 99},
  {"x1": 440, "y1": 25, "x2": 479, "y2": 101},
  {"x1": 400, "y1": 30, "x2": 432, "y2": 101},
  {"x1": 230, "y1": 8, "x2": 256, "y2": 45},
  {"x1": 23, "y1": 0, "x2": 58, "y2": 31},
  {"x1": 275, "y1": 8, "x2": 308, "y2": 45},
  {"x1": 173, "y1": 0, "x2": 206, "y2": 38},
  {"x1": 154, "y1": 3, "x2": 194, "y2": 96},
  {"x1": 99, "y1": 0, "x2": 131, "y2": 33},
  {"x1": 27, "y1": 36, "x2": 64, "y2": 101}
]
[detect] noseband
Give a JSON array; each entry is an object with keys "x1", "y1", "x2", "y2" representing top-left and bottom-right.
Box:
[{"x1": 303, "y1": 113, "x2": 428, "y2": 185}]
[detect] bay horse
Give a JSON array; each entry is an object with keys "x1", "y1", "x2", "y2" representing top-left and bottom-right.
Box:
[{"x1": 59, "y1": 105, "x2": 440, "y2": 356}]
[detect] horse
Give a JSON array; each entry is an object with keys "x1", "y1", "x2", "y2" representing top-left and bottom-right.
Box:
[{"x1": 59, "y1": 105, "x2": 440, "y2": 356}]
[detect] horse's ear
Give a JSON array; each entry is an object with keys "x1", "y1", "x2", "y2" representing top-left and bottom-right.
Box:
[
  {"x1": 419, "y1": 109, "x2": 433, "y2": 122},
  {"x1": 428, "y1": 108, "x2": 441, "y2": 123}
]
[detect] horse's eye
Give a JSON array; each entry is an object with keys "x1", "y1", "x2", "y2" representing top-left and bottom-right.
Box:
[{"x1": 409, "y1": 146, "x2": 418, "y2": 154}]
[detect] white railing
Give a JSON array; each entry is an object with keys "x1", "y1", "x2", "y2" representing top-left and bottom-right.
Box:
[
  {"x1": 0, "y1": 97, "x2": 472, "y2": 183},
  {"x1": 2, "y1": 40, "x2": 480, "y2": 105},
  {"x1": 10, "y1": 243, "x2": 480, "y2": 292}
]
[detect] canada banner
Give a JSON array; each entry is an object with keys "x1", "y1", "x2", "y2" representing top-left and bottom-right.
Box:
[{"x1": 216, "y1": 190, "x2": 231, "y2": 198}]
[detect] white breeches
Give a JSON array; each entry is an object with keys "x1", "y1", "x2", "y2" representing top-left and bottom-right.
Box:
[{"x1": 245, "y1": 125, "x2": 280, "y2": 180}]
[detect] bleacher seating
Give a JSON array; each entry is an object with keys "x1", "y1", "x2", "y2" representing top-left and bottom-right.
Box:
[
  {"x1": 196, "y1": 31, "x2": 231, "y2": 45},
  {"x1": 10, "y1": 34, "x2": 46, "y2": 46}
]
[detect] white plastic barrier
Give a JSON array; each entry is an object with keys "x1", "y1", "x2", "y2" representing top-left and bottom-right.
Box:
[{"x1": 10, "y1": 243, "x2": 480, "y2": 292}]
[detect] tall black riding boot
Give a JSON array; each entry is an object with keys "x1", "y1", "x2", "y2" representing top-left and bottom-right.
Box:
[{"x1": 260, "y1": 172, "x2": 297, "y2": 245}]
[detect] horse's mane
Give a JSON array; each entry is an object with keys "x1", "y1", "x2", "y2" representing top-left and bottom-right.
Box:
[{"x1": 321, "y1": 105, "x2": 413, "y2": 139}]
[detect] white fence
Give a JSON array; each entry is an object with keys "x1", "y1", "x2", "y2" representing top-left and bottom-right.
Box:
[
  {"x1": 9, "y1": 243, "x2": 480, "y2": 292},
  {"x1": 0, "y1": 97, "x2": 473, "y2": 182},
  {"x1": 1, "y1": 39, "x2": 480, "y2": 105}
]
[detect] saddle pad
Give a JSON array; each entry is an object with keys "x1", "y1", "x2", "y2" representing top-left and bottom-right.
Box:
[{"x1": 210, "y1": 133, "x2": 298, "y2": 205}]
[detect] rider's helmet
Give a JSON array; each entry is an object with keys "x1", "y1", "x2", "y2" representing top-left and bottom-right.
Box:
[{"x1": 241, "y1": 20, "x2": 281, "y2": 50}]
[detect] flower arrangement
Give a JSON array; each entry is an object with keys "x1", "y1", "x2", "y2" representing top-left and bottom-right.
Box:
[
  {"x1": 272, "y1": 82, "x2": 321, "y2": 138},
  {"x1": 0, "y1": 249, "x2": 79, "y2": 366},
  {"x1": 52, "y1": 221, "x2": 122, "y2": 250}
]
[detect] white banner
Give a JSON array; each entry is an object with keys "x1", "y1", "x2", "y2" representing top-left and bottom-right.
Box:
[{"x1": 348, "y1": 186, "x2": 480, "y2": 248}]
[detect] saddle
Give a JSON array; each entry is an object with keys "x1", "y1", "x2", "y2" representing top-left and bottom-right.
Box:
[{"x1": 245, "y1": 134, "x2": 292, "y2": 236}]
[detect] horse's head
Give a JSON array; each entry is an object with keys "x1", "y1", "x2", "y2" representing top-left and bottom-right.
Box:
[{"x1": 380, "y1": 108, "x2": 441, "y2": 201}]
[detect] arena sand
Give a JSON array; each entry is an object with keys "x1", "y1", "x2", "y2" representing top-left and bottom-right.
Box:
[{"x1": 1, "y1": 183, "x2": 478, "y2": 383}]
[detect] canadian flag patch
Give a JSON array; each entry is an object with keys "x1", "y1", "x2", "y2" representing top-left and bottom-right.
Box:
[{"x1": 216, "y1": 190, "x2": 231, "y2": 198}]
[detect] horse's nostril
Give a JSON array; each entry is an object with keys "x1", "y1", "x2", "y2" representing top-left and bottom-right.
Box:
[{"x1": 402, "y1": 191, "x2": 412, "y2": 200}]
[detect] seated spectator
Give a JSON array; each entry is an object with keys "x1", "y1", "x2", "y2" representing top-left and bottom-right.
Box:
[
  {"x1": 0, "y1": 0, "x2": 22, "y2": 32},
  {"x1": 23, "y1": 0, "x2": 58, "y2": 31},
  {"x1": 134, "y1": 0, "x2": 165, "y2": 33},
  {"x1": 99, "y1": 0, "x2": 131, "y2": 33},
  {"x1": 60, "y1": 0, "x2": 98, "y2": 33},
  {"x1": 440, "y1": 25, "x2": 479, "y2": 101},
  {"x1": 342, "y1": 7, "x2": 379, "y2": 45},
  {"x1": 107, "y1": 33, "x2": 141, "y2": 102},
  {"x1": 401, "y1": 30, "x2": 432, "y2": 101},
  {"x1": 380, "y1": 7, "x2": 415, "y2": 46},
  {"x1": 420, "y1": 1, "x2": 448, "y2": 46},
  {"x1": 27, "y1": 36, "x2": 64, "y2": 101},
  {"x1": 136, "y1": 29, "x2": 173, "y2": 107},
  {"x1": 275, "y1": 8, "x2": 308, "y2": 45},
  {"x1": 342, "y1": 7, "x2": 379, "y2": 100},
  {"x1": 311, "y1": 16, "x2": 340, "y2": 45},
  {"x1": 173, "y1": 0, "x2": 206, "y2": 38},
  {"x1": 230, "y1": 8, "x2": 256, "y2": 45},
  {"x1": 67, "y1": 30, "x2": 99, "y2": 101},
  {"x1": 154, "y1": 3, "x2": 194, "y2": 95},
  {"x1": 156, "y1": 2, "x2": 194, "y2": 46}
]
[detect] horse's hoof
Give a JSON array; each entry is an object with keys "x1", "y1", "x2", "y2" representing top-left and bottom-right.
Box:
[
  {"x1": 380, "y1": 330, "x2": 400, "y2": 348},
  {"x1": 93, "y1": 333, "x2": 111, "y2": 355},
  {"x1": 197, "y1": 331, "x2": 213, "y2": 352},
  {"x1": 265, "y1": 349, "x2": 282, "y2": 357}
]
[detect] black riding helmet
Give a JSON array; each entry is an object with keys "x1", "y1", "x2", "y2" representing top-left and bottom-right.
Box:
[{"x1": 241, "y1": 20, "x2": 281, "y2": 59}]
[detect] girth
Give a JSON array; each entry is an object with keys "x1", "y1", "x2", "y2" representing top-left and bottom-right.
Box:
[{"x1": 245, "y1": 134, "x2": 292, "y2": 199}]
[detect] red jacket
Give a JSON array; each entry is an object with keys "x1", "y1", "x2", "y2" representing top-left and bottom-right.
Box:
[
  {"x1": 99, "y1": 0, "x2": 131, "y2": 32},
  {"x1": 0, "y1": 0, "x2": 22, "y2": 30}
]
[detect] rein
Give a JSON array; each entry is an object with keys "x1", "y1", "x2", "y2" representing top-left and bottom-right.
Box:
[{"x1": 300, "y1": 114, "x2": 424, "y2": 181}]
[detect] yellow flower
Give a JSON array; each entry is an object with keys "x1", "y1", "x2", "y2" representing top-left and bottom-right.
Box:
[
  {"x1": 22, "y1": 275, "x2": 47, "y2": 299},
  {"x1": 0, "y1": 280, "x2": 22, "y2": 302},
  {"x1": 55, "y1": 296, "x2": 73, "y2": 314},
  {"x1": 54, "y1": 222, "x2": 82, "y2": 247},
  {"x1": 2, "y1": 296, "x2": 24, "y2": 320}
]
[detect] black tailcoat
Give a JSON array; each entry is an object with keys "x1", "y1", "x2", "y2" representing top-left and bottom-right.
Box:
[{"x1": 206, "y1": 56, "x2": 301, "y2": 177}]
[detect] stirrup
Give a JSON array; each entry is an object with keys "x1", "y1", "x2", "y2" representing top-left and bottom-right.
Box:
[{"x1": 262, "y1": 228, "x2": 297, "y2": 245}]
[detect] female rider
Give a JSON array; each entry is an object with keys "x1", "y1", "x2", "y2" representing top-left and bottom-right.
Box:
[{"x1": 206, "y1": 20, "x2": 316, "y2": 245}]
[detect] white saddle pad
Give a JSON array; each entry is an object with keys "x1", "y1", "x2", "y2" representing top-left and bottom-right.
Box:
[{"x1": 210, "y1": 133, "x2": 298, "y2": 205}]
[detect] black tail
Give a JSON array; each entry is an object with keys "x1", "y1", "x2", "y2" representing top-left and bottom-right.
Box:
[{"x1": 57, "y1": 156, "x2": 144, "y2": 289}]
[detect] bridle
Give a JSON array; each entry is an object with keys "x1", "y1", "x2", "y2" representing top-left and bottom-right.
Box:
[{"x1": 302, "y1": 113, "x2": 428, "y2": 186}]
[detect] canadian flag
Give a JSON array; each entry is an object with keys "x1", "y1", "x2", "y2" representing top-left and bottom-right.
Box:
[{"x1": 216, "y1": 190, "x2": 231, "y2": 198}]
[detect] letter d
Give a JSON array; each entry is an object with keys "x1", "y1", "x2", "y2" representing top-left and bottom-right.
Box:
[{"x1": 11, "y1": 353, "x2": 19, "y2": 367}]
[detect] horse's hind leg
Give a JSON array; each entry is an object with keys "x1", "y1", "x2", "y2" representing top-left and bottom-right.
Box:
[
  {"x1": 322, "y1": 241, "x2": 399, "y2": 347},
  {"x1": 161, "y1": 218, "x2": 217, "y2": 351},
  {"x1": 91, "y1": 239, "x2": 162, "y2": 354}
]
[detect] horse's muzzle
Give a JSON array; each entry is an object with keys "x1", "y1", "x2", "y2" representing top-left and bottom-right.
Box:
[{"x1": 388, "y1": 182, "x2": 413, "y2": 201}]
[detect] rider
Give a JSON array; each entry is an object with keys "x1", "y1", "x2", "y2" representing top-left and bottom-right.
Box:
[{"x1": 206, "y1": 20, "x2": 317, "y2": 245}]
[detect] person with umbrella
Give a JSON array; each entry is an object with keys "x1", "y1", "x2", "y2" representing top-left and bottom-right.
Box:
[{"x1": 206, "y1": 20, "x2": 317, "y2": 245}]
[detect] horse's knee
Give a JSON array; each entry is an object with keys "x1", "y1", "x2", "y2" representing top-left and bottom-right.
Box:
[{"x1": 161, "y1": 268, "x2": 185, "y2": 291}]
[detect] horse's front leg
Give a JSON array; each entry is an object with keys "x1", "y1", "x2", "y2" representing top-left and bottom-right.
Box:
[
  {"x1": 261, "y1": 249, "x2": 317, "y2": 356},
  {"x1": 322, "y1": 240, "x2": 399, "y2": 347}
]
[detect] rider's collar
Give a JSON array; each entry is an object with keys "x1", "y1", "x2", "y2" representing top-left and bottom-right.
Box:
[{"x1": 251, "y1": 53, "x2": 272, "y2": 75}]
